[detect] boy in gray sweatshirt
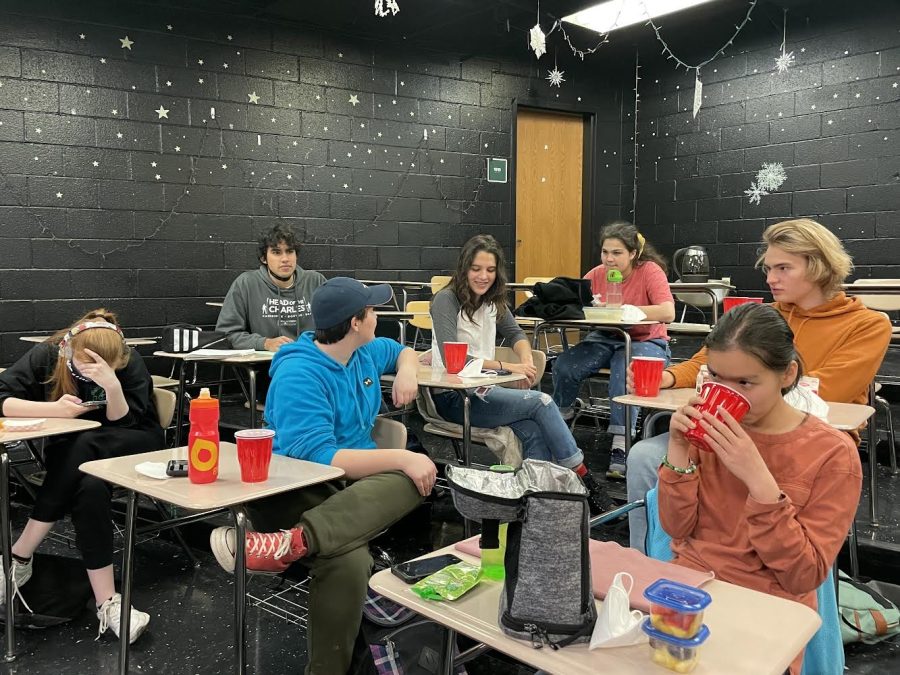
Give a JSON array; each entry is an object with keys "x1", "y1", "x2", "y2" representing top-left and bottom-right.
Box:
[{"x1": 216, "y1": 223, "x2": 326, "y2": 351}]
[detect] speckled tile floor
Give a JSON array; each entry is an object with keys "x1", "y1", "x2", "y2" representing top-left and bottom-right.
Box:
[{"x1": 3, "y1": 342, "x2": 899, "y2": 675}]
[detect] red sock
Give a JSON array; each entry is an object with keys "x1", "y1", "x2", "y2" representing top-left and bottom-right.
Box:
[{"x1": 574, "y1": 463, "x2": 588, "y2": 477}]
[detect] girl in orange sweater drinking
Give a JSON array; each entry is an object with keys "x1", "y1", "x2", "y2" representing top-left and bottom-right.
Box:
[{"x1": 658, "y1": 303, "x2": 861, "y2": 674}]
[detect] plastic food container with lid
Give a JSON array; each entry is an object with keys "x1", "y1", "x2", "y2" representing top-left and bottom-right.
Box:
[
  {"x1": 642, "y1": 618, "x2": 710, "y2": 673},
  {"x1": 643, "y1": 578, "x2": 711, "y2": 639}
]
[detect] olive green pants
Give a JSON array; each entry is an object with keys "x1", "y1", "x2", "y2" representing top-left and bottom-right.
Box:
[{"x1": 246, "y1": 470, "x2": 423, "y2": 675}]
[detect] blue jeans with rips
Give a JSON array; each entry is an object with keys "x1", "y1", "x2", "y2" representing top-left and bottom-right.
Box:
[
  {"x1": 551, "y1": 334, "x2": 670, "y2": 436},
  {"x1": 432, "y1": 386, "x2": 584, "y2": 469}
]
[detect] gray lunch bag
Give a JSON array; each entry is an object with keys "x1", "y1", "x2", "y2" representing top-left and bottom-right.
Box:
[{"x1": 447, "y1": 460, "x2": 596, "y2": 649}]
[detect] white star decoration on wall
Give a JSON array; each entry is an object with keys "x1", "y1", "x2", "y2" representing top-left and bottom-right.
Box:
[
  {"x1": 775, "y1": 50, "x2": 795, "y2": 73},
  {"x1": 248, "y1": 92, "x2": 260, "y2": 104},
  {"x1": 348, "y1": 94, "x2": 360, "y2": 106},
  {"x1": 155, "y1": 106, "x2": 169, "y2": 119},
  {"x1": 120, "y1": 36, "x2": 134, "y2": 50},
  {"x1": 546, "y1": 68, "x2": 565, "y2": 87}
]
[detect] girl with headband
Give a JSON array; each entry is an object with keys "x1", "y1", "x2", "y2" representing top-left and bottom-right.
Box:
[
  {"x1": 551, "y1": 221, "x2": 675, "y2": 478},
  {"x1": 0, "y1": 309, "x2": 163, "y2": 644}
]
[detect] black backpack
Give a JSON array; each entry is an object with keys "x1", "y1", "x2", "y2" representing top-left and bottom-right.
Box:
[
  {"x1": 348, "y1": 587, "x2": 466, "y2": 675},
  {"x1": 1, "y1": 553, "x2": 92, "y2": 628}
]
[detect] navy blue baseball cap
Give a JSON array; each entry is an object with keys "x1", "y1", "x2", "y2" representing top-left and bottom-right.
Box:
[{"x1": 312, "y1": 277, "x2": 393, "y2": 330}]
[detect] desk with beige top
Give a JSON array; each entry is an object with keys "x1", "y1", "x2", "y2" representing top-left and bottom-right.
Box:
[
  {"x1": 19, "y1": 336, "x2": 157, "y2": 346},
  {"x1": 613, "y1": 387, "x2": 876, "y2": 432},
  {"x1": 0, "y1": 417, "x2": 102, "y2": 662},
  {"x1": 153, "y1": 350, "x2": 275, "y2": 443},
  {"x1": 358, "y1": 279, "x2": 430, "y2": 311},
  {"x1": 369, "y1": 544, "x2": 821, "y2": 675},
  {"x1": 382, "y1": 366, "x2": 525, "y2": 468},
  {"x1": 375, "y1": 310, "x2": 430, "y2": 346},
  {"x1": 79, "y1": 444, "x2": 343, "y2": 675}
]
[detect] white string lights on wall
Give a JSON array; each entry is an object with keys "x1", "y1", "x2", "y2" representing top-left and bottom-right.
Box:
[
  {"x1": 642, "y1": 0, "x2": 758, "y2": 117},
  {"x1": 631, "y1": 51, "x2": 641, "y2": 219}
]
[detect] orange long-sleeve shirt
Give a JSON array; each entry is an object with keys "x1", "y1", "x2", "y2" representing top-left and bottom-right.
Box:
[
  {"x1": 667, "y1": 293, "x2": 891, "y2": 406},
  {"x1": 659, "y1": 414, "x2": 862, "y2": 674}
]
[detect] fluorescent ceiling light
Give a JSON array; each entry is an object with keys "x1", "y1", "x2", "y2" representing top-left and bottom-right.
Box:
[{"x1": 563, "y1": 0, "x2": 720, "y2": 34}]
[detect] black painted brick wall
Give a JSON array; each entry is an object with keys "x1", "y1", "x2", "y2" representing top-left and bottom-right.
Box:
[
  {"x1": 633, "y1": 0, "x2": 900, "y2": 295},
  {"x1": 0, "y1": 0, "x2": 623, "y2": 364}
]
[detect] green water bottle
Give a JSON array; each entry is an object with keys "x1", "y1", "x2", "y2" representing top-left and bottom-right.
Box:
[{"x1": 480, "y1": 464, "x2": 514, "y2": 581}]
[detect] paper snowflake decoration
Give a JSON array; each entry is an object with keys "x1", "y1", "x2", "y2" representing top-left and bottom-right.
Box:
[
  {"x1": 374, "y1": 0, "x2": 400, "y2": 17},
  {"x1": 744, "y1": 183, "x2": 768, "y2": 205},
  {"x1": 756, "y1": 162, "x2": 787, "y2": 192},
  {"x1": 546, "y1": 68, "x2": 565, "y2": 87},
  {"x1": 775, "y1": 50, "x2": 795, "y2": 73},
  {"x1": 529, "y1": 24, "x2": 546, "y2": 59},
  {"x1": 746, "y1": 162, "x2": 787, "y2": 204}
]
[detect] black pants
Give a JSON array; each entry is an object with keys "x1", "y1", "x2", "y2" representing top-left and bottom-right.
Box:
[{"x1": 31, "y1": 425, "x2": 164, "y2": 569}]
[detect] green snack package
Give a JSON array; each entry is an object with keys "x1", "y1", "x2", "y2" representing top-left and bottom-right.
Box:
[{"x1": 410, "y1": 562, "x2": 481, "y2": 601}]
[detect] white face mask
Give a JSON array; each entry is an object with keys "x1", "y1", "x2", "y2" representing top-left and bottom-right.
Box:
[{"x1": 590, "y1": 572, "x2": 648, "y2": 649}]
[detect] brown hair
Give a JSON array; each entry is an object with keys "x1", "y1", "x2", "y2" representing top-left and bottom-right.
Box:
[
  {"x1": 46, "y1": 308, "x2": 130, "y2": 399},
  {"x1": 599, "y1": 221, "x2": 668, "y2": 274},
  {"x1": 705, "y1": 302, "x2": 803, "y2": 395},
  {"x1": 756, "y1": 218, "x2": 853, "y2": 296},
  {"x1": 447, "y1": 234, "x2": 509, "y2": 323}
]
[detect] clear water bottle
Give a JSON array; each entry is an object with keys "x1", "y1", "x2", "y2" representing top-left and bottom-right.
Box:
[{"x1": 606, "y1": 269, "x2": 624, "y2": 308}]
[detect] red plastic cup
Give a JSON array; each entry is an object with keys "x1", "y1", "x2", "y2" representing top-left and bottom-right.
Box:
[
  {"x1": 443, "y1": 342, "x2": 468, "y2": 374},
  {"x1": 722, "y1": 296, "x2": 764, "y2": 313},
  {"x1": 632, "y1": 357, "x2": 666, "y2": 397},
  {"x1": 683, "y1": 382, "x2": 751, "y2": 452},
  {"x1": 234, "y1": 429, "x2": 275, "y2": 482}
]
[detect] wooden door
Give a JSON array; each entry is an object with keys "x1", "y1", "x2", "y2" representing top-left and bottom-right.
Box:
[{"x1": 515, "y1": 108, "x2": 584, "y2": 287}]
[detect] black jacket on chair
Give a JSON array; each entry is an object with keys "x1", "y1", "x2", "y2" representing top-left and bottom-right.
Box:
[{"x1": 513, "y1": 277, "x2": 593, "y2": 320}]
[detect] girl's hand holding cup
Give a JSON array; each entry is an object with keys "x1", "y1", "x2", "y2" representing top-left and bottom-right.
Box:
[{"x1": 669, "y1": 396, "x2": 705, "y2": 452}]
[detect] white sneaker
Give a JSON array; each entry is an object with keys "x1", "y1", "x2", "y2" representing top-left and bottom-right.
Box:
[
  {"x1": 0, "y1": 557, "x2": 34, "y2": 613},
  {"x1": 96, "y1": 593, "x2": 150, "y2": 644}
]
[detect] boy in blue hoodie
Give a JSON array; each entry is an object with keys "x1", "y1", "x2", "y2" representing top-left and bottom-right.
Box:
[{"x1": 210, "y1": 277, "x2": 434, "y2": 675}]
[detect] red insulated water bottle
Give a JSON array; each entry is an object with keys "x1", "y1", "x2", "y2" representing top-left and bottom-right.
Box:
[{"x1": 188, "y1": 387, "x2": 220, "y2": 484}]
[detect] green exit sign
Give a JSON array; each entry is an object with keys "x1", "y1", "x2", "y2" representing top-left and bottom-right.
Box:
[{"x1": 487, "y1": 157, "x2": 508, "y2": 183}]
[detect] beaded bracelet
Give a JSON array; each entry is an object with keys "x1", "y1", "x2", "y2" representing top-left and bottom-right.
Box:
[{"x1": 661, "y1": 455, "x2": 698, "y2": 475}]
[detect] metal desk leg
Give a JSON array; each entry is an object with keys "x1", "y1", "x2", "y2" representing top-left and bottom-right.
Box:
[
  {"x1": 1, "y1": 450, "x2": 16, "y2": 662},
  {"x1": 531, "y1": 321, "x2": 545, "y2": 349},
  {"x1": 622, "y1": 332, "x2": 633, "y2": 454},
  {"x1": 439, "y1": 626, "x2": 456, "y2": 675},
  {"x1": 708, "y1": 289, "x2": 720, "y2": 325},
  {"x1": 398, "y1": 320, "x2": 406, "y2": 347},
  {"x1": 248, "y1": 367, "x2": 258, "y2": 429},
  {"x1": 174, "y1": 360, "x2": 188, "y2": 446},
  {"x1": 868, "y1": 385, "x2": 880, "y2": 526},
  {"x1": 848, "y1": 519, "x2": 860, "y2": 579},
  {"x1": 117, "y1": 490, "x2": 138, "y2": 675},
  {"x1": 459, "y1": 392, "x2": 473, "y2": 538},
  {"x1": 460, "y1": 394, "x2": 472, "y2": 468},
  {"x1": 233, "y1": 509, "x2": 248, "y2": 675}
]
